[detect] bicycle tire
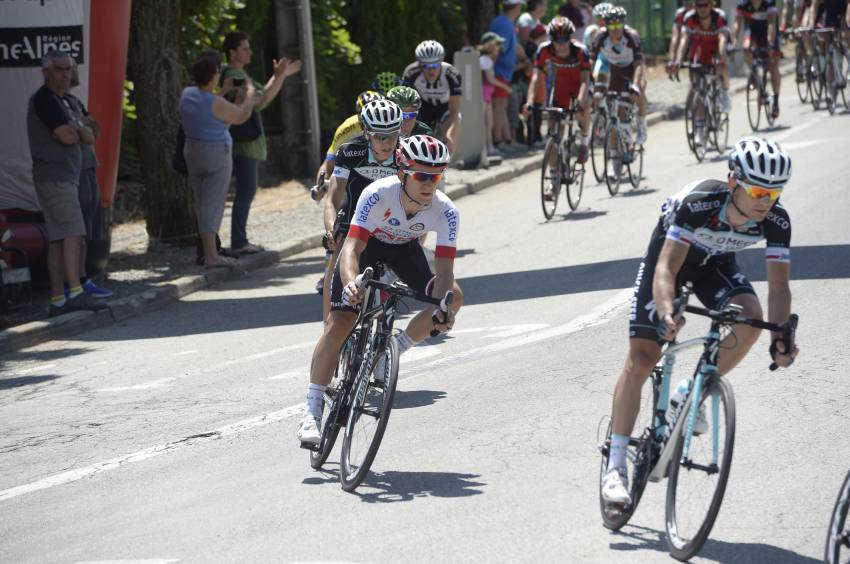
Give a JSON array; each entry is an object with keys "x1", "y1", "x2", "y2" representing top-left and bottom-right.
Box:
[
  {"x1": 712, "y1": 111, "x2": 729, "y2": 153},
  {"x1": 684, "y1": 89, "x2": 696, "y2": 153},
  {"x1": 762, "y1": 65, "x2": 775, "y2": 127},
  {"x1": 565, "y1": 136, "x2": 584, "y2": 211},
  {"x1": 310, "y1": 333, "x2": 360, "y2": 469},
  {"x1": 812, "y1": 49, "x2": 825, "y2": 109},
  {"x1": 665, "y1": 377, "x2": 736, "y2": 562},
  {"x1": 691, "y1": 96, "x2": 707, "y2": 162},
  {"x1": 339, "y1": 336, "x2": 400, "y2": 492},
  {"x1": 746, "y1": 74, "x2": 761, "y2": 131},
  {"x1": 603, "y1": 123, "x2": 621, "y2": 196},
  {"x1": 628, "y1": 144, "x2": 643, "y2": 189},
  {"x1": 590, "y1": 112, "x2": 606, "y2": 183},
  {"x1": 825, "y1": 468, "x2": 850, "y2": 564},
  {"x1": 540, "y1": 139, "x2": 560, "y2": 220},
  {"x1": 795, "y1": 43, "x2": 811, "y2": 103}
]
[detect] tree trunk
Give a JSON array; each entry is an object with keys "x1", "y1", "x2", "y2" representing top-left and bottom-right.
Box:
[
  {"x1": 463, "y1": 0, "x2": 498, "y2": 47},
  {"x1": 126, "y1": 0, "x2": 197, "y2": 245}
]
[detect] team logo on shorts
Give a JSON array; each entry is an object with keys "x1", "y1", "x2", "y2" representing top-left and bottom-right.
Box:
[
  {"x1": 409, "y1": 222, "x2": 425, "y2": 231},
  {"x1": 388, "y1": 218, "x2": 400, "y2": 226}
]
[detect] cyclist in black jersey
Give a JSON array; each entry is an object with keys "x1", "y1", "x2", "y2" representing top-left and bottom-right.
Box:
[
  {"x1": 402, "y1": 40, "x2": 463, "y2": 154},
  {"x1": 601, "y1": 137, "x2": 799, "y2": 508},
  {"x1": 320, "y1": 100, "x2": 403, "y2": 321},
  {"x1": 731, "y1": 0, "x2": 783, "y2": 118},
  {"x1": 811, "y1": 0, "x2": 850, "y2": 102}
]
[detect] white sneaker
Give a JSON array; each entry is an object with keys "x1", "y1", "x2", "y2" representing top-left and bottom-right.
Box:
[
  {"x1": 601, "y1": 467, "x2": 632, "y2": 506},
  {"x1": 635, "y1": 119, "x2": 647, "y2": 145},
  {"x1": 719, "y1": 89, "x2": 732, "y2": 113},
  {"x1": 297, "y1": 414, "x2": 321, "y2": 445}
]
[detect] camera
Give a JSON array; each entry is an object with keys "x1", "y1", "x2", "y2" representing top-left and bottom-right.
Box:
[{"x1": 232, "y1": 77, "x2": 245, "y2": 87}]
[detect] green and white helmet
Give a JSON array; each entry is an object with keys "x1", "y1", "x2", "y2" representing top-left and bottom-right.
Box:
[
  {"x1": 360, "y1": 100, "x2": 403, "y2": 133},
  {"x1": 386, "y1": 86, "x2": 422, "y2": 111},
  {"x1": 593, "y1": 3, "x2": 613, "y2": 19}
]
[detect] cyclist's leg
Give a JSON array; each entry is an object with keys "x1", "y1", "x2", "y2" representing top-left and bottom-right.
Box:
[{"x1": 322, "y1": 230, "x2": 344, "y2": 323}]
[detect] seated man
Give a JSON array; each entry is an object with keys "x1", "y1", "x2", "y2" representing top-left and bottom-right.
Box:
[{"x1": 298, "y1": 135, "x2": 464, "y2": 446}]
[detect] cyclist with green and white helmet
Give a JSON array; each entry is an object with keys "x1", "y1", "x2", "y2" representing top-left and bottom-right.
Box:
[
  {"x1": 585, "y1": 2, "x2": 613, "y2": 91},
  {"x1": 386, "y1": 85, "x2": 434, "y2": 138},
  {"x1": 372, "y1": 71, "x2": 403, "y2": 95}
]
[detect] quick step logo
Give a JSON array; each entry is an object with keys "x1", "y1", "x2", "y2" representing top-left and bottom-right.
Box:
[{"x1": 0, "y1": 25, "x2": 84, "y2": 67}]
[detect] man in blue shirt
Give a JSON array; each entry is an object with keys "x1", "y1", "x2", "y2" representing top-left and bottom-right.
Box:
[{"x1": 489, "y1": 0, "x2": 525, "y2": 152}]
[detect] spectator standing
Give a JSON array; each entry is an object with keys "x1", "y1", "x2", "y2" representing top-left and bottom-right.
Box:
[
  {"x1": 489, "y1": 0, "x2": 525, "y2": 154},
  {"x1": 524, "y1": 24, "x2": 549, "y2": 145},
  {"x1": 559, "y1": 0, "x2": 592, "y2": 41},
  {"x1": 478, "y1": 32, "x2": 512, "y2": 156},
  {"x1": 517, "y1": 0, "x2": 549, "y2": 46},
  {"x1": 26, "y1": 50, "x2": 105, "y2": 317},
  {"x1": 66, "y1": 61, "x2": 112, "y2": 298},
  {"x1": 221, "y1": 31, "x2": 302, "y2": 256},
  {"x1": 179, "y1": 51, "x2": 256, "y2": 269}
]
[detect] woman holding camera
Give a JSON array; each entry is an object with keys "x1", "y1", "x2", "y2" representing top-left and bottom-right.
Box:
[
  {"x1": 179, "y1": 50, "x2": 255, "y2": 269},
  {"x1": 221, "y1": 31, "x2": 302, "y2": 256}
]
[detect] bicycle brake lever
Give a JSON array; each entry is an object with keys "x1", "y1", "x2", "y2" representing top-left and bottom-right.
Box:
[
  {"x1": 430, "y1": 291, "x2": 455, "y2": 337},
  {"x1": 769, "y1": 314, "x2": 799, "y2": 371}
]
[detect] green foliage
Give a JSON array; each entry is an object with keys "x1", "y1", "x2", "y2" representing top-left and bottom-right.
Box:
[{"x1": 179, "y1": 0, "x2": 245, "y2": 61}]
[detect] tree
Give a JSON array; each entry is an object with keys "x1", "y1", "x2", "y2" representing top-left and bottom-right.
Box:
[{"x1": 126, "y1": 0, "x2": 196, "y2": 244}]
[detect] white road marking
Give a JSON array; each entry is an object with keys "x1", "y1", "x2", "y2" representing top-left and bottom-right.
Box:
[
  {"x1": 779, "y1": 139, "x2": 829, "y2": 151},
  {"x1": 0, "y1": 290, "x2": 630, "y2": 503},
  {"x1": 95, "y1": 377, "x2": 176, "y2": 392},
  {"x1": 265, "y1": 371, "x2": 309, "y2": 381},
  {"x1": 75, "y1": 560, "x2": 180, "y2": 564},
  {"x1": 770, "y1": 116, "x2": 824, "y2": 143},
  {"x1": 216, "y1": 341, "x2": 314, "y2": 369},
  {"x1": 174, "y1": 350, "x2": 199, "y2": 356}
]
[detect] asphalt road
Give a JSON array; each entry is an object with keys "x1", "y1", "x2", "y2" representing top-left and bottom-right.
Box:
[{"x1": 1, "y1": 92, "x2": 849, "y2": 563}]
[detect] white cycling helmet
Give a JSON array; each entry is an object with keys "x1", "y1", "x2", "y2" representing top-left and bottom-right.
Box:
[
  {"x1": 415, "y1": 40, "x2": 445, "y2": 63},
  {"x1": 593, "y1": 2, "x2": 613, "y2": 19},
  {"x1": 360, "y1": 100, "x2": 403, "y2": 134},
  {"x1": 396, "y1": 135, "x2": 450, "y2": 170},
  {"x1": 728, "y1": 137, "x2": 792, "y2": 188}
]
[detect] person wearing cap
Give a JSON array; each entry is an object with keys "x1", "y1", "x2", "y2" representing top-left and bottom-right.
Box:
[
  {"x1": 488, "y1": 0, "x2": 526, "y2": 154},
  {"x1": 524, "y1": 23, "x2": 549, "y2": 146},
  {"x1": 479, "y1": 32, "x2": 513, "y2": 156}
]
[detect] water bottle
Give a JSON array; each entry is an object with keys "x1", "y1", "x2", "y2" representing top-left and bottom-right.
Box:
[{"x1": 666, "y1": 378, "x2": 691, "y2": 428}]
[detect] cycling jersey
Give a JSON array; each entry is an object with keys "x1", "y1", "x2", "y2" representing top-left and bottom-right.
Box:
[
  {"x1": 737, "y1": 0, "x2": 779, "y2": 42},
  {"x1": 590, "y1": 27, "x2": 643, "y2": 91},
  {"x1": 533, "y1": 40, "x2": 591, "y2": 107},
  {"x1": 402, "y1": 62, "x2": 463, "y2": 130},
  {"x1": 683, "y1": 8, "x2": 730, "y2": 65},
  {"x1": 332, "y1": 136, "x2": 399, "y2": 227},
  {"x1": 629, "y1": 178, "x2": 791, "y2": 342},
  {"x1": 674, "y1": 6, "x2": 690, "y2": 31},
  {"x1": 817, "y1": 0, "x2": 849, "y2": 28},
  {"x1": 349, "y1": 175, "x2": 459, "y2": 258},
  {"x1": 325, "y1": 115, "x2": 361, "y2": 161}
]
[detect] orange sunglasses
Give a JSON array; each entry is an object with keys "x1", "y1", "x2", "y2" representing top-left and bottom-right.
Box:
[{"x1": 739, "y1": 180, "x2": 783, "y2": 201}]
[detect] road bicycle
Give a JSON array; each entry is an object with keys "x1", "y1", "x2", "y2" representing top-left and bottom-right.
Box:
[
  {"x1": 825, "y1": 468, "x2": 850, "y2": 564},
  {"x1": 306, "y1": 265, "x2": 453, "y2": 492},
  {"x1": 810, "y1": 27, "x2": 849, "y2": 114},
  {"x1": 783, "y1": 27, "x2": 814, "y2": 103},
  {"x1": 730, "y1": 47, "x2": 776, "y2": 131},
  {"x1": 601, "y1": 89, "x2": 643, "y2": 196},
  {"x1": 539, "y1": 103, "x2": 585, "y2": 220},
  {"x1": 677, "y1": 61, "x2": 729, "y2": 162},
  {"x1": 598, "y1": 283, "x2": 798, "y2": 561}
]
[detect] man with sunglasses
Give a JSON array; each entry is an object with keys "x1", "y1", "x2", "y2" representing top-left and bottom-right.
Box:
[
  {"x1": 402, "y1": 40, "x2": 463, "y2": 155},
  {"x1": 600, "y1": 137, "x2": 798, "y2": 508},
  {"x1": 526, "y1": 17, "x2": 592, "y2": 200},
  {"x1": 319, "y1": 100, "x2": 403, "y2": 322},
  {"x1": 590, "y1": 6, "x2": 649, "y2": 146},
  {"x1": 730, "y1": 0, "x2": 782, "y2": 119},
  {"x1": 298, "y1": 135, "x2": 464, "y2": 446},
  {"x1": 672, "y1": 0, "x2": 732, "y2": 147}
]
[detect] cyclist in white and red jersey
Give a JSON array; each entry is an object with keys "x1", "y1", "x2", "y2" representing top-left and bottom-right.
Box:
[
  {"x1": 601, "y1": 137, "x2": 799, "y2": 507},
  {"x1": 297, "y1": 135, "x2": 464, "y2": 445}
]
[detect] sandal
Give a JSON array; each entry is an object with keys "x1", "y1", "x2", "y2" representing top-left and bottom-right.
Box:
[{"x1": 233, "y1": 243, "x2": 265, "y2": 255}]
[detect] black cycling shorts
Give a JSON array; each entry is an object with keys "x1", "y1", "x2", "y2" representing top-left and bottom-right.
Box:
[
  {"x1": 628, "y1": 223, "x2": 756, "y2": 344},
  {"x1": 330, "y1": 238, "x2": 435, "y2": 313}
]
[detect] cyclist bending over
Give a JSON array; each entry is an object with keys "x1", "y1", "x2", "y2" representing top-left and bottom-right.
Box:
[
  {"x1": 601, "y1": 137, "x2": 799, "y2": 507},
  {"x1": 526, "y1": 17, "x2": 592, "y2": 200},
  {"x1": 298, "y1": 135, "x2": 464, "y2": 445},
  {"x1": 731, "y1": 0, "x2": 782, "y2": 119}
]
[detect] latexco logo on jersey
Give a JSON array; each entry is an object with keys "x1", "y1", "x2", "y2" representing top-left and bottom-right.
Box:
[{"x1": 0, "y1": 25, "x2": 84, "y2": 67}]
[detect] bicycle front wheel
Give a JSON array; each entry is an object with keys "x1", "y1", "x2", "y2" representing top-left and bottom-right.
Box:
[
  {"x1": 310, "y1": 334, "x2": 358, "y2": 469},
  {"x1": 565, "y1": 137, "x2": 584, "y2": 210},
  {"x1": 665, "y1": 377, "x2": 736, "y2": 562},
  {"x1": 746, "y1": 74, "x2": 761, "y2": 131},
  {"x1": 339, "y1": 336, "x2": 400, "y2": 491},
  {"x1": 762, "y1": 66, "x2": 775, "y2": 127},
  {"x1": 590, "y1": 113, "x2": 606, "y2": 183},
  {"x1": 825, "y1": 468, "x2": 850, "y2": 564},
  {"x1": 684, "y1": 89, "x2": 696, "y2": 153},
  {"x1": 628, "y1": 144, "x2": 643, "y2": 189},
  {"x1": 711, "y1": 110, "x2": 729, "y2": 153},
  {"x1": 603, "y1": 124, "x2": 622, "y2": 196},
  {"x1": 690, "y1": 98, "x2": 707, "y2": 162},
  {"x1": 540, "y1": 139, "x2": 560, "y2": 220}
]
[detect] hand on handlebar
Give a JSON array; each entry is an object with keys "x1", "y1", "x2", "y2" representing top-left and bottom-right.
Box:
[
  {"x1": 430, "y1": 291, "x2": 455, "y2": 336},
  {"x1": 770, "y1": 339, "x2": 798, "y2": 369},
  {"x1": 342, "y1": 269, "x2": 372, "y2": 307},
  {"x1": 657, "y1": 312, "x2": 687, "y2": 342}
]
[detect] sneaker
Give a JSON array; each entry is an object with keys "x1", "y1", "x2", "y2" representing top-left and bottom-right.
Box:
[
  {"x1": 66, "y1": 292, "x2": 110, "y2": 313},
  {"x1": 636, "y1": 119, "x2": 647, "y2": 145},
  {"x1": 719, "y1": 89, "x2": 732, "y2": 113},
  {"x1": 47, "y1": 300, "x2": 71, "y2": 318},
  {"x1": 601, "y1": 467, "x2": 632, "y2": 506},
  {"x1": 82, "y1": 279, "x2": 113, "y2": 299},
  {"x1": 544, "y1": 178, "x2": 556, "y2": 201},
  {"x1": 297, "y1": 414, "x2": 321, "y2": 446},
  {"x1": 576, "y1": 143, "x2": 588, "y2": 164},
  {"x1": 771, "y1": 98, "x2": 780, "y2": 119}
]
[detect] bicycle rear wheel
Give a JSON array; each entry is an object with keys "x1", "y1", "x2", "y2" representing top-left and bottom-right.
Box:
[
  {"x1": 603, "y1": 124, "x2": 622, "y2": 196},
  {"x1": 796, "y1": 43, "x2": 811, "y2": 103},
  {"x1": 590, "y1": 113, "x2": 606, "y2": 183},
  {"x1": 746, "y1": 74, "x2": 761, "y2": 131},
  {"x1": 812, "y1": 52, "x2": 825, "y2": 109},
  {"x1": 711, "y1": 110, "x2": 729, "y2": 153},
  {"x1": 310, "y1": 334, "x2": 358, "y2": 469},
  {"x1": 684, "y1": 89, "x2": 696, "y2": 153},
  {"x1": 691, "y1": 98, "x2": 707, "y2": 162},
  {"x1": 339, "y1": 335, "x2": 400, "y2": 491},
  {"x1": 665, "y1": 377, "x2": 736, "y2": 562},
  {"x1": 628, "y1": 144, "x2": 643, "y2": 189},
  {"x1": 565, "y1": 137, "x2": 584, "y2": 210},
  {"x1": 540, "y1": 139, "x2": 560, "y2": 220},
  {"x1": 825, "y1": 468, "x2": 850, "y2": 564}
]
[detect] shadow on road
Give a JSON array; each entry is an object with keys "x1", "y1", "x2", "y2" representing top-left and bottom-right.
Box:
[
  {"x1": 392, "y1": 389, "x2": 447, "y2": 409},
  {"x1": 354, "y1": 470, "x2": 485, "y2": 503},
  {"x1": 0, "y1": 374, "x2": 60, "y2": 390},
  {"x1": 620, "y1": 187, "x2": 659, "y2": 198},
  {"x1": 608, "y1": 523, "x2": 820, "y2": 563}
]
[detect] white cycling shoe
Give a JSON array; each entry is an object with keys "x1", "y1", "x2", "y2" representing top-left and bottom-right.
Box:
[
  {"x1": 601, "y1": 467, "x2": 632, "y2": 506},
  {"x1": 297, "y1": 414, "x2": 321, "y2": 445}
]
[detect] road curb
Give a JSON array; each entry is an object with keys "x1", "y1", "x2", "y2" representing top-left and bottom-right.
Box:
[{"x1": 0, "y1": 63, "x2": 798, "y2": 353}]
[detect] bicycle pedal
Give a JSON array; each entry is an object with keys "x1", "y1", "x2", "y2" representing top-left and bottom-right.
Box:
[{"x1": 300, "y1": 441, "x2": 319, "y2": 452}]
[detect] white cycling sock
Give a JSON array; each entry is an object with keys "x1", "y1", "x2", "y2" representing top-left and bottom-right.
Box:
[
  {"x1": 305, "y1": 383, "x2": 326, "y2": 419},
  {"x1": 607, "y1": 433, "x2": 630, "y2": 473},
  {"x1": 581, "y1": 133, "x2": 590, "y2": 145},
  {"x1": 396, "y1": 330, "x2": 417, "y2": 354}
]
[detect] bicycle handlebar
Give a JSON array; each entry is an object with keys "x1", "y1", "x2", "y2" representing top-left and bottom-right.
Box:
[{"x1": 360, "y1": 267, "x2": 454, "y2": 337}]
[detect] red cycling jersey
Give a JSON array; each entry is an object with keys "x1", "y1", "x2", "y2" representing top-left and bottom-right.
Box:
[
  {"x1": 683, "y1": 8, "x2": 729, "y2": 65},
  {"x1": 533, "y1": 40, "x2": 591, "y2": 107}
]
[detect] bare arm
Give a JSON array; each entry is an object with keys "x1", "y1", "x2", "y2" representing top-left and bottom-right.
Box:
[
  {"x1": 527, "y1": 68, "x2": 542, "y2": 106},
  {"x1": 675, "y1": 29, "x2": 690, "y2": 64},
  {"x1": 339, "y1": 236, "x2": 367, "y2": 290},
  {"x1": 257, "y1": 58, "x2": 303, "y2": 107},
  {"x1": 668, "y1": 24, "x2": 681, "y2": 60},
  {"x1": 444, "y1": 95, "x2": 462, "y2": 154},
  {"x1": 731, "y1": 14, "x2": 743, "y2": 46},
  {"x1": 52, "y1": 124, "x2": 79, "y2": 145},
  {"x1": 211, "y1": 84, "x2": 255, "y2": 125},
  {"x1": 768, "y1": 11, "x2": 777, "y2": 45},
  {"x1": 766, "y1": 260, "x2": 792, "y2": 338},
  {"x1": 323, "y1": 174, "x2": 347, "y2": 242},
  {"x1": 653, "y1": 239, "x2": 689, "y2": 340}
]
